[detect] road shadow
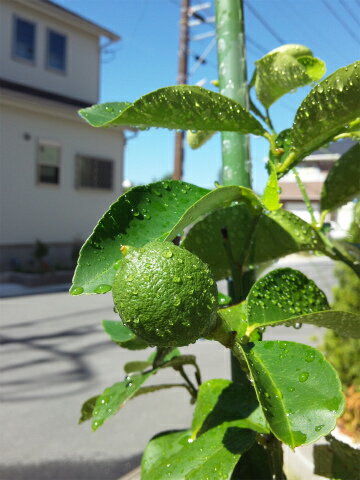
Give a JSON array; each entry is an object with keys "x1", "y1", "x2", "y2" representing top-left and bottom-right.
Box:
[
  {"x1": 0, "y1": 455, "x2": 142, "y2": 480},
  {"x1": 0, "y1": 321, "x2": 116, "y2": 402}
]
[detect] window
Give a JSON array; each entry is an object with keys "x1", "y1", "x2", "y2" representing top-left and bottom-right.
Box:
[
  {"x1": 46, "y1": 30, "x2": 67, "y2": 72},
  {"x1": 76, "y1": 156, "x2": 113, "y2": 190},
  {"x1": 37, "y1": 142, "x2": 60, "y2": 185},
  {"x1": 13, "y1": 17, "x2": 36, "y2": 62}
]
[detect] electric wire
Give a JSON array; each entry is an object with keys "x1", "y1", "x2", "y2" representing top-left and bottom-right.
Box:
[
  {"x1": 338, "y1": 0, "x2": 360, "y2": 30},
  {"x1": 281, "y1": 0, "x2": 345, "y2": 62},
  {"x1": 322, "y1": 0, "x2": 360, "y2": 44},
  {"x1": 244, "y1": 1, "x2": 286, "y2": 44}
]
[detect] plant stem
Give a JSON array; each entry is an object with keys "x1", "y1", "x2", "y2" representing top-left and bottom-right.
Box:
[
  {"x1": 292, "y1": 167, "x2": 317, "y2": 226},
  {"x1": 177, "y1": 366, "x2": 198, "y2": 400},
  {"x1": 265, "y1": 107, "x2": 275, "y2": 133}
]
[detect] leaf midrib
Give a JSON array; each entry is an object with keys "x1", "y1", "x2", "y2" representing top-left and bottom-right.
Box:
[{"x1": 242, "y1": 344, "x2": 296, "y2": 447}]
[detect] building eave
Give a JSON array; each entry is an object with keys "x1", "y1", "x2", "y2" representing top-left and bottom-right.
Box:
[{"x1": 11, "y1": 0, "x2": 121, "y2": 42}]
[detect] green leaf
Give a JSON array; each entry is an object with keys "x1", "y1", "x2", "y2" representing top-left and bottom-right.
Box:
[
  {"x1": 314, "y1": 435, "x2": 360, "y2": 480},
  {"x1": 186, "y1": 130, "x2": 215, "y2": 149},
  {"x1": 134, "y1": 383, "x2": 189, "y2": 398},
  {"x1": 91, "y1": 371, "x2": 153, "y2": 431},
  {"x1": 254, "y1": 45, "x2": 326, "y2": 108},
  {"x1": 321, "y1": 142, "x2": 360, "y2": 212},
  {"x1": 124, "y1": 360, "x2": 152, "y2": 373},
  {"x1": 260, "y1": 310, "x2": 360, "y2": 338},
  {"x1": 262, "y1": 162, "x2": 282, "y2": 210},
  {"x1": 247, "y1": 268, "x2": 329, "y2": 329},
  {"x1": 242, "y1": 340, "x2": 344, "y2": 447},
  {"x1": 278, "y1": 61, "x2": 360, "y2": 174},
  {"x1": 78, "y1": 396, "x2": 98, "y2": 424},
  {"x1": 70, "y1": 181, "x2": 262, "y2": 294},
  {"x1": 183, "y1": 205, "x2": 324, "y2": 280},
  {"x1": 248, "y1": 208, "x2": 325, "y2": 264},
  {"x1": 102, "y1": 320, "x2": 148, "y2": 350},
  {"x1": 79, "y1": 85, "x2": 266, "y2": 135},
  {"x1": 141, "y1": 426, "x2": 255, "y2": 480},
  {"x1": 218, "y1": 292, "x2": 232, "y2": 306},
  {"x1": 217, "y1": 302, "x2": 248, "y2": 341},
  {"x1": 297, "y1": 55, "x2": 326, "y2": 81},
  {"x1": 191, "y1": 379, "x2": 269, "y2": 439}
]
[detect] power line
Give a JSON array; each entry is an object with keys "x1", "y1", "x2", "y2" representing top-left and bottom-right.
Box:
[
  {"x1": 245, "y1": 1, "x2": 286, "y2": 45},
  {"x1": 247, "y1": 34, "x2": 267, "y2": 55},
  {"x1": 322, "y1": 0, "x2": 360, "y2": 44},
  {"x1": 282, "y1": 0, "x2": 345, "y2": 62},
  {"x1": 338, "y1": 0, "x2": 360, "y2": 30}
]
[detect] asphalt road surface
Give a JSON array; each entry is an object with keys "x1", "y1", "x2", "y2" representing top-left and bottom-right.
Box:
[{"x1": 0, "y1": 256, "x2": 336, "y2": 480}]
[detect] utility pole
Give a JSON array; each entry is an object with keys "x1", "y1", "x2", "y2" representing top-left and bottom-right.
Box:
[{"x1": 173, "y1": 0, "x2": 190, "y2": 180}]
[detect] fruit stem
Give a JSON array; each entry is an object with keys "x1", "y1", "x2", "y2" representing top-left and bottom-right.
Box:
[{"x1": 177, "y1": 366, "x2": 198, "y2": 400}]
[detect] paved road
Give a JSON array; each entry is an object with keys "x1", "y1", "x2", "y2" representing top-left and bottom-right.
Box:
[{"x1": 0, "y1": 256, "x2": 336, "y2": 480}]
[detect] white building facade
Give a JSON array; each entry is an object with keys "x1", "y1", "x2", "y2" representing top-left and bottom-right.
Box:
[
  {"x1": 279, "y1": 139, "x2": 356, "y2": 239},
  {"x1": 0, "y1": 0, "x2": 127, "y2": 270}
]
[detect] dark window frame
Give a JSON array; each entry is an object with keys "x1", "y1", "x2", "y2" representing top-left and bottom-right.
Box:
[
  {"x1": 75, "y1": 155, "x2": 114, "y2": 191},
  {"x1": 45, "y1": 28, "x2": 67, "y2": 74},
  {"x1": 12, "y1": 15, "x2": 37, "y2": 65},
  {"x1": 36, "y1": 140, "x2": 61, "y2": 186}
]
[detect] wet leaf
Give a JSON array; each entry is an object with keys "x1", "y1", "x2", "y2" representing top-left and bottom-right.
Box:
[
  {"x1": 278, "y1": 61, "x2": 360, "y2": 174},
  {"x1": 191, "y1": 379, "x2": 269, "y2": 439},
  {"x1": 321, "y1": 142, "x2": 360, "y2": 212},
  {"x1": 217, "y1": 302, "x2": 248, "y2": 341},
  {"x1": 124, "y1": 361, "x2": 152, "y2": 373},
  {"x1": 241, "y1": 341, "x2": 344, "y2": 447},
  {"x1": 70, "y1": 181, "x2": 262, "y2": 294},
  {"x1": 262, "y1": 310, "x2": 360, "y2": 338},
  {"x1": 262, "y1": 162, "x2": 282, "y2": 210},
  {"x1": 141, "y1": 426, "x2": 255, "y2": 480},
  {"x1": 314, "y1": 434, "x2": 360, "y2": 480},
  {"x1": 218, "y1": 292, "x2": 232, "y2": 306},
  {"x1": 187, "y1": 130, "x2": 215, "y2": 149},
  {"x1": 91, "y1": 373, "x2": 153, "y2": 431},
  {"x1": 102, "y1": 320, "x2": 148, "y2": 350},
  {"x1": 254, "y1": 44, "x2": 325, "y2": 108},
  {"x1": 183, "y1": 205, "x2": 324, "y2": 280},
  {"x1": 79, "y1": 85, "x2": 266, "y2": 135},
  {"x1": 247, "y1": 268, "x2": 329, "y2": 329},
  {"x1": 78, "y1": 396, "x2": 98, "y2": 424}
]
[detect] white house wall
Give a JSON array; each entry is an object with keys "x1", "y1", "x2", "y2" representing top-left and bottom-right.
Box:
[
  {"x1": 0, "y1": 102, "x2": 124, "y2": 248},
  {"x1": 0, "y1": 0, "x2": 99, "y2": 104}
]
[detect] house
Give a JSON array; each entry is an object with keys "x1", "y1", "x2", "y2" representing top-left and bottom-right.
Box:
[
  {"x1": 0, "y1": 0, "x2": 128, "y2": 271},
  {"x1": 279, "y1": 138, "x2": 356, "y2": 238}
]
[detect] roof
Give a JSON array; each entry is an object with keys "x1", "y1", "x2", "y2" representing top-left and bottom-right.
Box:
[
  {"x1": 279, "y1": 181, "x2": 323, "y2": 202},
  {"x1": 12, "y1": 0, "x2": 120, "y2": 42}
]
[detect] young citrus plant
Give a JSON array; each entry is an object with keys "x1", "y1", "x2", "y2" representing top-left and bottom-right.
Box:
[{"x1": 71, "y1": 2, "x2": 360, "y2": 478}]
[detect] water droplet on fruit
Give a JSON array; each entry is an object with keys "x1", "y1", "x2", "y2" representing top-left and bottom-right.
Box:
[
  {"x1": 113, "y1": 259, "x2": 122, "y2": 270},
  {"x1": 163, "y1": 250, "x2": 173, "y2": 258},
  {"x1": 315, "y1": 424, "x2": 324, "y2": 432},
  {"x1": 287, "y1": 386, "x2": 295, "y2": 392},
  {"x1": 173, "y1": 296, "x2": 181, "y2": 307},
  {"x1": 305, "y1": 351, "x2": 315, "y2": 363}
]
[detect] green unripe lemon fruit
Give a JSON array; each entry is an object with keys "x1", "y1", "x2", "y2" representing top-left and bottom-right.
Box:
[{"x1": 112, "y1": 241, "x2": 218, "y2": 347}]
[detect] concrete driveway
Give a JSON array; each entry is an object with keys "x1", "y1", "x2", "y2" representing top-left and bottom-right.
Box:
[{"x1": 0, "y1": 256, "x2": 335, "y2": 480}]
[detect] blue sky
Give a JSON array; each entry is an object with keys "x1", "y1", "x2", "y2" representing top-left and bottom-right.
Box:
[{"x1": 56, "y1": 0, "x2": 359, "y2": 192}]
